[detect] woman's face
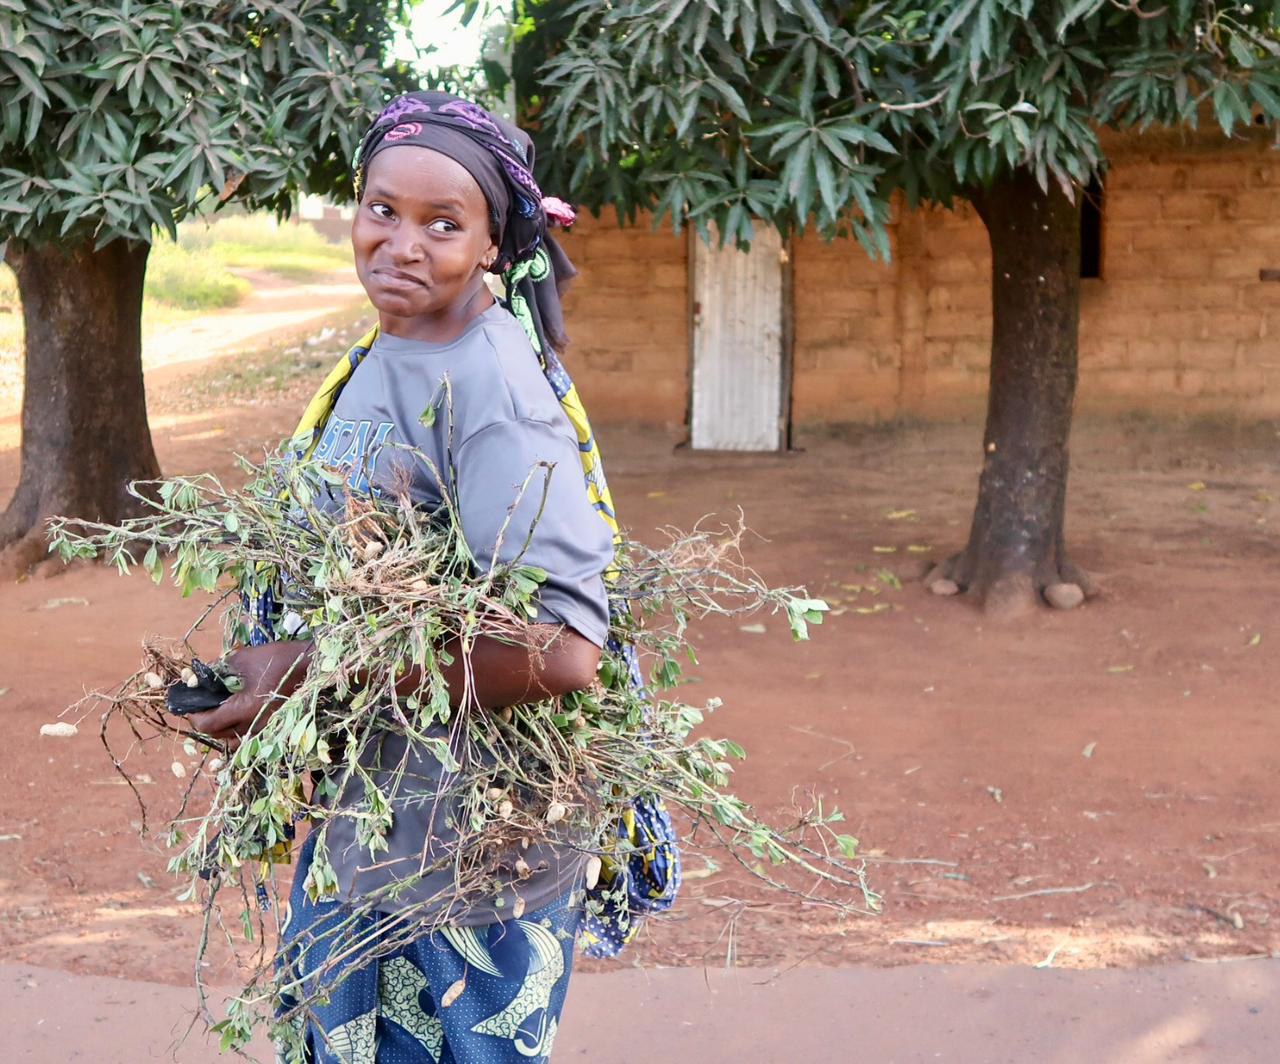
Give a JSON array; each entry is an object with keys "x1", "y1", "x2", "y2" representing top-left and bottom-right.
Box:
[{"x1": 352, "y1": 145, "x2": 499, "y2": 336}]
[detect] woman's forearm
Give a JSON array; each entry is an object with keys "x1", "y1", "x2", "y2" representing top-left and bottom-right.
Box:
[{"x1": 325, "y1": 625, "x2": 600, "y2": 709}]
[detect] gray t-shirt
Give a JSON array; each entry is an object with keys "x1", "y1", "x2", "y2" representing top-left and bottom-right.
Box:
[{"x1": 310, "y1": 302, "x2": 614, "y2": 925}]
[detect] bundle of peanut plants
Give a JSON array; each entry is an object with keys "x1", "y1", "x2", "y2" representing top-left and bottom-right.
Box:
[{"x1": 48, "y1": 444, "x2": 877, "y2": 1054}]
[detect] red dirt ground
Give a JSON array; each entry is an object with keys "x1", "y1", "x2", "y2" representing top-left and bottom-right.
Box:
[{"x1": 1, "y1": 316, "x2": 1278, "y2": 990}]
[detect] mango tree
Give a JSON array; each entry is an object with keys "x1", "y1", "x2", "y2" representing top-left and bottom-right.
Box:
[
  {"x1": 527, "y1": 0, "x2": 1280, "y2": 615},
  {"x1": 0, "y1": 0, "x2": 406, "y2": 573}
]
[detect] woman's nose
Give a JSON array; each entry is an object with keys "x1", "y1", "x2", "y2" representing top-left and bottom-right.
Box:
[{"x1": 387, "y1": 225, "x2": 425, "y2": 263}]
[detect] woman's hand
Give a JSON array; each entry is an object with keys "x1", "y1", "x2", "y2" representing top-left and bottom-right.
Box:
[{"x1": 184, "y1": 641, "x2": 312, "y2": 748}]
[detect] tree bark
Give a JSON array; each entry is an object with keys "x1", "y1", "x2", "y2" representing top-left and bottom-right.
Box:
[
  {"x1": 0, "y1": 238, "x2": 160, "y2": 575},
  {"x1": 925, "y1": 171, "x2": 1096, "y2": 617}
]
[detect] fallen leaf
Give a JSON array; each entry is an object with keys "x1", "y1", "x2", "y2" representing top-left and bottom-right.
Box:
[
  {"x1": 906, "y1": 545, "x2": 933, "y2": 553},
  {"x1": 682, "y1": 862, "x2": 719, "y2": 881},
  {"x1": 646, "y1": 491, "x2": 668, "y2": 499},
  {"x1": 39, "y1": 597, "x2": 89, "y2": 610},
  {"x1": 1247, "y1": 633, "x2": 1262, "y2": 647},
  {"x1": 1081, "y1": 742, "x2": 1097, "y2": 759},
  {"x1": 854, "y1": 604, "x2": 891, "y2": 615},
  {"x1": 1187, "y1": 481, "x2": 1206, "y2": 491},
  {"x1": 1107, "y1": 665, "x2": 1134, "y2": 674},
  {"x1": 871, "y1": 546, "x2": 898, "y2": 554},
  {"x1": 885, "y1": 509, "x2": 916, "y2": 521}
]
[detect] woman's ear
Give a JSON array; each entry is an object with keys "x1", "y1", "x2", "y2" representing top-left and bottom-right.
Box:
[{"x1": 481, "y1": 241, "x2": 499, "y2": 272}]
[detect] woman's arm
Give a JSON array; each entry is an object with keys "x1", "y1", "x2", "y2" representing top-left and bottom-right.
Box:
[{"x1": 183, "y1": 625, "x2": 600, "y2": 746}]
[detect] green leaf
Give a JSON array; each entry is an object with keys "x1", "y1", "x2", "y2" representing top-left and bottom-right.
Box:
[{"x1": 1228, "y1": 33, "x2": 1256, "y2": 70}]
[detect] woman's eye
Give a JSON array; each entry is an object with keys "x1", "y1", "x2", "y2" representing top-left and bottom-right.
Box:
[
  {"x1": 428, "y1": 219, "x2": 458, "y2": 233},
  {"x1": 370, "y1": 203, "x2": 394, "y2": 220}
]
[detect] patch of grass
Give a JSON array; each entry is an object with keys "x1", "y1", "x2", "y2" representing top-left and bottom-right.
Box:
[
  {"x1": 0, "y1": 263, "x2": 17, "y2": 307},
  {"x1": 0, "y1": 264, "x2": 24, "y2": 373},
  {"x1": 145, "y1": 240, "x2": 250, "y2": 310},
  {"x1": 179, "y1": 213, "x2": 350, "y2": 281}
]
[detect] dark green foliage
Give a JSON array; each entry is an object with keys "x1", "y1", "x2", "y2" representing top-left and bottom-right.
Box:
[
  {"x1": 0, "y1": 0, "x2": 414, "y2": 248},
  {"x1": 523, "y1": 1, "x2": 1280, "y2": 250}
]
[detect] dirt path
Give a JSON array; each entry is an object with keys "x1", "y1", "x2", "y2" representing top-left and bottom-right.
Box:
[
  {"x1": 1, "y1": 336, "x2": 1278, "y2": 994},
  {"x1": 0, "y1": 268, "x2": 366, "y2": 448},
  {"x1": 7, "y1": 959, "x2": 1279, "y2": 1063}
]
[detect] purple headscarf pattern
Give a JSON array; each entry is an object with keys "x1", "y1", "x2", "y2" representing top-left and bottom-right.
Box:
[{"x1": 355, "y1": 91, "x2": 562, "y2": 271}]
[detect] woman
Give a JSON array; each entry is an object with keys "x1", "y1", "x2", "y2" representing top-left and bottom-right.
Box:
[{"x1": 185, "y1": 91, "x2": 616, "y2": 1064}]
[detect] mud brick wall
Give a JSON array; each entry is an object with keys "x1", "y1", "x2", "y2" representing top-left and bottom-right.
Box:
[
  {"x1": 555, "y1": 212, "x2": 690, "y2": 427},
  {"x1": 556, "y1": 129, "x2": 1280, "y2": 427}
]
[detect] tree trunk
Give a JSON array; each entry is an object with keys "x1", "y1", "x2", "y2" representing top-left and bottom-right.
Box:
[
  {"x1": 0, "y1": 238, "x2": 160, "y2": 575},
  {"x1": 925, "y1": 170, "x2": 1096, "y2": 617}
]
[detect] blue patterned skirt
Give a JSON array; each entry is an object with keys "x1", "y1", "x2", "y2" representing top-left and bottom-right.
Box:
[{"x1": 276, "y1": 834, "x2": 581, "y2": 1064}]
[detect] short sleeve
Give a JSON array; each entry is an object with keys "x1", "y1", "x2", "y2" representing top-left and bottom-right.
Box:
[{"x1": 455, "y1": 418, "x2": 614, "y2": 647}]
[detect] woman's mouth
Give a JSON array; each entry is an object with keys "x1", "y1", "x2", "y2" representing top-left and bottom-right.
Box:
[{"x1": 371, "y1": 267, "x2": 426, "y2": 291}]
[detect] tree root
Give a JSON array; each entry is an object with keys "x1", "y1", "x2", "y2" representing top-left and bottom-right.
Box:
[
  {"x1": 0, "y1": 526, "x2": 57, "y2": 581},
  {"x1": 924, "y1": 551, "x2": 1098, "y2": 619}
]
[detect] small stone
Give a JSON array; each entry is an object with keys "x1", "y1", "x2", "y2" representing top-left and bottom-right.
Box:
[
  {"x1": 441, "y1": 977, "x2": 466, "y2": 1008},
  {"x1": 1044, "y1": 582, "x2": 1085, "y2": 610},
  {"x1": 39, "y1": 722, "x2": 78, "y2": 738},
  {"x1": 928, "y1": 578, "x2": 960, "y2": 597}
]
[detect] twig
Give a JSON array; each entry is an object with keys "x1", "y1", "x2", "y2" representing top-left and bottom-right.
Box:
[
  {"x1": 861, "y1": 856, "x2": 959, "y2": 867},
  {"x1": 878, "y1": 88, "x2": 948, "y2": 113},
  {"x1": 1197, "y1": 846, "x2": 1255, "y2": 862},
  {"x1": 992, "y1": 882, "x2": 1097, "y2": 903}
]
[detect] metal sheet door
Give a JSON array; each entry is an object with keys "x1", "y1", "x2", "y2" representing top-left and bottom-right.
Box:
[{"x1": 690, "y1": 227, "x2": 788, "y2": 451}]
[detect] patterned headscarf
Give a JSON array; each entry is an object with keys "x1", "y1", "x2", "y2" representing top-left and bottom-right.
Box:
[{"x1": 354, "y1": 90, "x2": 578, "y2": 353}]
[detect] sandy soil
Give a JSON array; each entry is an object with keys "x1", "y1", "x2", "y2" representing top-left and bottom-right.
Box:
[{"x1": 0, "y1": 318, "x2": 1277, "y2": 990}]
